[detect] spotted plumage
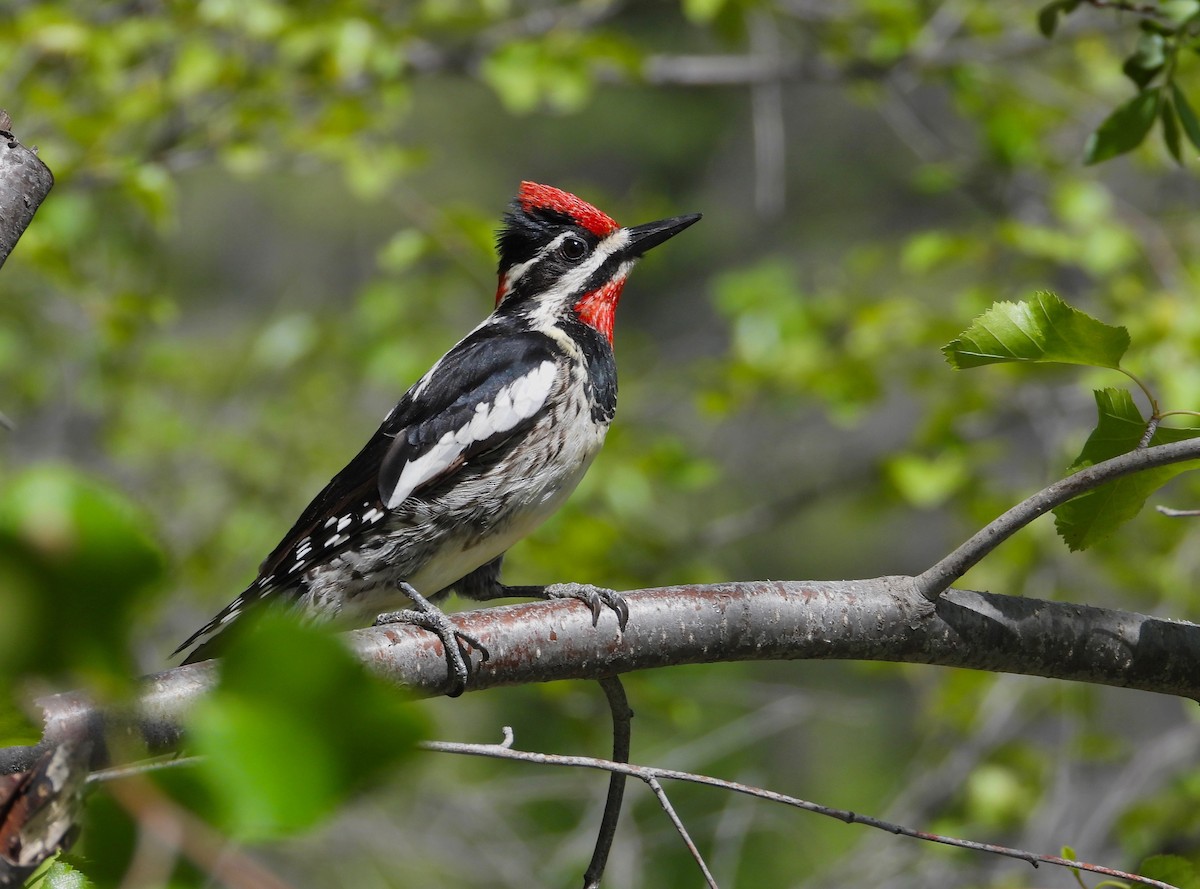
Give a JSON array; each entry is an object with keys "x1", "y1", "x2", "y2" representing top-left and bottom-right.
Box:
[{"x1": 175, "y1": 182, "x2": 700, "y2": 688}]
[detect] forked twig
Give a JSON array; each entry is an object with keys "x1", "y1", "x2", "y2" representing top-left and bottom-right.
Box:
[
  {"x1": 647, "y1": 776, "x2": 718, "y2": 888},
  {"x1": 915, "y1": 438, "x2": 1200, "y2": 599},
  {"x1": 422, "y1": 738, "x2": 1179, "y2": 889}
]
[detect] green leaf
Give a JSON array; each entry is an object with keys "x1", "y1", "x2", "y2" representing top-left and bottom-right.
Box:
[
  {"x1": 1038, "y1": 0, "x2": 1081, "y2": 37},
  {"x1": 26, "y1": 857, "x2": 93, "y2": 889},
  {"x1": 1122, "y1": 33, "x2": 1165, "y2": 88},
  {"x1": 1139, "y1": 854, "x2": 1200, "y2": 889},
  {"x1": 942, "y1": 291, "x2": 1130, "y2": 370},
  {"x1": 1053, "y1": 389, "x2": 1200, "y2": 550},
  {"x1": 1171, "y1": 83, "x2": 1200, "y2": 151},
  {"x1": 1160, "y1": 0, "x2": 1200, "y2": 26},
  {"x1": 187, "y1": 614, "x2": 429, "y2": 838},
  {"x1": 1162, "y1": 95, "x2": 1184, "y2": 163},
  {"x1": 1084, "y1": 90, "x2": 1161, "y2": 164}
]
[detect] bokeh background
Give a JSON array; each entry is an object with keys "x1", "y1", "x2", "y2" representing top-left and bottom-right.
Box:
[{"x1": 4, "y1": 1, "x2": 1200, "y2": 886}]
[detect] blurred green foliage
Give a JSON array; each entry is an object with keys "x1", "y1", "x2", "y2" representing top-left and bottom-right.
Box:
[
  {"x1": 4, "y1": 0, "x2": 1200, "y2": 886},
  {"x1": 187, "y1": 615, "x2": 429, "y2": 839},
  {"x1": 0, "y1": 466, "x2": 162, "y2": 730}
]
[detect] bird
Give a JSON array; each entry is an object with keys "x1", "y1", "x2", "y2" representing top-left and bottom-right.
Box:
[{"x1": 173, "y1": 181, "x2": 700, "y2": 693}]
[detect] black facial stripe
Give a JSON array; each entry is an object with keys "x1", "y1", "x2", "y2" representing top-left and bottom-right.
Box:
[
  {"x1": 496, "y1": 203, "x2": 601, "y2": 278},
  {"x1": 579, "y1": 251, "x2": 625, "y2": 295}
]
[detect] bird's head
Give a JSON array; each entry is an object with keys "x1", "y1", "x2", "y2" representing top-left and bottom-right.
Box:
[{"x1": 494, "y1": 181, "x2": 700, "y2": 343}]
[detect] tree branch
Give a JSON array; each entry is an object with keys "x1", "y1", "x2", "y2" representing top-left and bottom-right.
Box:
[
  {"x1": 915, "y1": 437, "x2": 1200, "y2": 600},
  {"x1": 0, "y1": 112, "x2": 53, "y2": 270},
  {"x1": 3, "y1": 577, "x2": 1197, "y2": 775}
]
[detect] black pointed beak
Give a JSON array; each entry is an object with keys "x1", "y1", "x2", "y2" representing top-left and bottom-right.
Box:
[{"x1": 622, "y1": 212, "x2": 702, "y2": 258}]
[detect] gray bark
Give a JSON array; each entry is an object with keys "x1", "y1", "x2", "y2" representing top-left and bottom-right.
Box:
[
  {"x1": 2, "y1": 577, "x2": 1195, "y2": 775},
  {"x1": 0, "y1": 113, "x2": 54, "y2": 269}
]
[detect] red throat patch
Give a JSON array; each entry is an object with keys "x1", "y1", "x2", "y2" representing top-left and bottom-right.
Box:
[
  {"x1": 574, "y1": 276, "x2": 627, "y2": 344},
  {"x1": 519, "y1": 181, "x2": 619, "y2": 238}
]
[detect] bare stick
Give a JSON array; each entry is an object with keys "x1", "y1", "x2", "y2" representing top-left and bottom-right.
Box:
[
  {"x1": 581, "y1": 676, "x2": 632, "y2": 889},
  {"x1": 0, "y1": 111, "x2": 54, "y2": 270},
  {"x1": 647, "y1": 777, "x2": 719, "y2": 889},
  {"x1": 914, "y1": 437, "x2": 1200, "y2": 600},
  {"x1": 1157, "y1": 505, "x2": 1200, "y2": 518},
  {"x1": 422, "y1": 739, "x2": 1178, "y2": 889}
]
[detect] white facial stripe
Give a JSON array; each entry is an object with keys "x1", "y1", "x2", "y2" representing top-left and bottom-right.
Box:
[
  {"x1": 385, "y1": 360, "x2": 558, "y2": 509},
  {"x1": 500, "y1": 232, "x2": 575, "y2": 302},
  {"x1": 523, "y1": 228, "x2": 633, "y2": 327}
]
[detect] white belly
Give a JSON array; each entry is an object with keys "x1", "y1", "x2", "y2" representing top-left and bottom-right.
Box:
[{"x1": 405, "y1": 448, "x2": 598, "y2": 595}]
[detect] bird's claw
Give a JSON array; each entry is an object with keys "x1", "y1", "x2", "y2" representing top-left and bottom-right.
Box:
[
  {"x1": 543, "y1": 583, "x2": 630, "y2": 631},
  {"x1": 376, "y1": 584, "x2": 490, "y2": 697}
]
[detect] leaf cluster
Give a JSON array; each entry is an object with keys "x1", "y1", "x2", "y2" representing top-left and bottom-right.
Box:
[{"x1": 1041, "y1": 0, "x2": 1200, "y2": 163}]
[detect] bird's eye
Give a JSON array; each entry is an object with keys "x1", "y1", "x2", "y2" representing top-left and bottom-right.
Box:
[{"x1": 559, "y1": 236, "x2": 588, "y2": 261}]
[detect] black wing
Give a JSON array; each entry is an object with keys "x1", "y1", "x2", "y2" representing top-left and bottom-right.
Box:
[
  {"x1": 175, "y1": 325, "x2": 563, "y2": 660},
  {"x1": 266, "y1": 324, "x2": 562, "y2": 581}
]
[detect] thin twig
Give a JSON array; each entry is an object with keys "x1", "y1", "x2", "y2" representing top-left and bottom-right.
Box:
[
  {"x1": 915, "y1": 437, "x2": 1200, "y2": 599},
  {"x1": 647, "y1": 776, "x2": 719, "y2": 888},
  {"x1": 581, "y1": 677, "x2": 632, "y2": 889},
  {"x1": 1138, "y1": 415, "x2": 1161, "y2": 449},
  {"x1": 421, "y1": 740, "x2": 1179, "y2": 889},
  {"x1": 88, "y1": 755, "x2": 206, "y2": 783},
  {"x1": 1156, "y1": 505, "x2": 1200, "y2": 517},
  {"x1": 1085, "y1": 0, "x2": 1165, "y2": 17}
]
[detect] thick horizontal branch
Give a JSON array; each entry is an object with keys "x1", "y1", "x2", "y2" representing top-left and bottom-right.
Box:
[{"x1": 3, "y1": 577, "x2": 1196, "y2": 775}]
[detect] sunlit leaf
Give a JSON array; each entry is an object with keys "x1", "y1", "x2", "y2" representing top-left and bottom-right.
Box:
[
  {"x1": 24, "y1": 856, "x2": 94, "y2": 889},
  {"x1": 942, "y1": 291, "x2": 1129, "y2": 370}
]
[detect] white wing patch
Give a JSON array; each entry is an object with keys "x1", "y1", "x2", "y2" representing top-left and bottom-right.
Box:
[{"x1": 384, "y1": 360, "x2": 557, "y2": 510}]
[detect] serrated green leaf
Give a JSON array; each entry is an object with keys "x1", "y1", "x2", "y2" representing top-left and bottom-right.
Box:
[
  {"x1": 25, "y1": 857, "x2": 93, "y2": 889},
  {"x1": 942, "y1": 292, "x2": 1129, "y2": 370},
  {"x1": 1163, "y1": 96, "x2": 1184, "y2": 163},
  {"x1": 1053, "y1": 389, "x2": 1200, "y2": 550},
  {"x1": 1171, "y1": 83, "x2": 1200, "y2": 151},
  {"x1": 1084, "y1": 90, "x2": 1161, "y2": 164}
]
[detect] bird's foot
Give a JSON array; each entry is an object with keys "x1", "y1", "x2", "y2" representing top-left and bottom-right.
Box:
[
  {"x1": 375, "y1": 584, "x2": 489, "y2": 697},
  {"x1": 542, "y1": 583, "x2": 630, "y2": 631}
]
